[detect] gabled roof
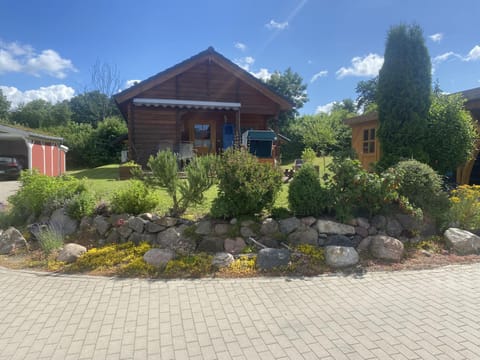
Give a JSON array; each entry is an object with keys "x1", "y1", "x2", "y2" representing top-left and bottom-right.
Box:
[{"x1": 114, "y1": 47, "x2": 293, "y2": 111}]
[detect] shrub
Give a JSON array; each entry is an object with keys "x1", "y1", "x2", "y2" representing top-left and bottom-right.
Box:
[
  {"x1": 8, "y1": 171, "x2": 88, "y2": 225},
  {"x1": 37, "y1": 226, "x2": 64, "y2": 257},
  {"x1": 70, "y1": 242, "x2": 151, "y2": 272},
  {"x1": 389, "y1": 160, "x2": 450, "y2": 223},
  {"x1": 326, "y1": 158, "x2": 402, "y2": 221},
  {"x1": 211, "y1": 148, "x2": 282, "y2": 218},
  {"x1": 66, "y1": 191, "x2": 97, "y2": 220},
  {"x1": 301, "y1": 147, "x2": 316, "y2": 163},
  {"x1": 146, "y1": 150, "x2": 215, "y2": 216},
  {"x1": 163, "y1": 253, "x2": 213, "y2": 277},
  {"x1": 288, "y1": 164, "x2": 329, "y2": 217},
  {"x1": 110, "y1": 180, "x2": 158, "y2": 215},
  {"x1": 449, "y1": 185, "x2": 480, "y2": 231}
]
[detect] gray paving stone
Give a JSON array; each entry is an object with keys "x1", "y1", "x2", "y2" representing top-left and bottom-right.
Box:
[{"x1": 1, "y1": 264, "x2": 480, "y2": 359}]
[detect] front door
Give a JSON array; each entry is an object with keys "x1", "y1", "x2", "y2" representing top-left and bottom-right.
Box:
[{"x1": 190, "y1": 120, "x2": 216, "y2": 155}]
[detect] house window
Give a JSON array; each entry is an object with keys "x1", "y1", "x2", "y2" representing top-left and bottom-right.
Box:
[
  {"x1": 362, "y1": 128, "x2": 376, "y2": 154},
  {"x1": 194, "y1": 124, "x2": 211, "y2": 148}
]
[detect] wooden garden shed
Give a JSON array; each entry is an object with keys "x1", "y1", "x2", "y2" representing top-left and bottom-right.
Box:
[
  {"x1": 343, "y1": 87, "x2": 480, "y2": 184},
  {"x1": 114, "y1": 47, "x2": 292, "y2": 166}
]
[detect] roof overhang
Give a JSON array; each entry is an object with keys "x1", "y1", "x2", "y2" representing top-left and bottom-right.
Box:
[
  {"x1": 0, "y1": 124, "x2": 63, "y2": 142},
  {"x1": 343, "y1": 111, "x2": 378, "y2": 126},
  {"x1": 133, "y1": 98, "x2": 241, "y2": 111}
]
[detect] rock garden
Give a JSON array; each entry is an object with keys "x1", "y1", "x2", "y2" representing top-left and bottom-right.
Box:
[{"x1": 1, "y1": 149, "x2": 480, "y2": 278}]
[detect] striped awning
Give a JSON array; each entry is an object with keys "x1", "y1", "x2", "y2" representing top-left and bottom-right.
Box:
[{"x1": 133, "y1": 98, "x2": 241, "y2": 110}]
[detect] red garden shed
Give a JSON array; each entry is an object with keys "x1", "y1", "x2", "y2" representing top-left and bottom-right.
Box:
[{"x1": 0, "y1": 124, "x2": 67, "y2": 176}]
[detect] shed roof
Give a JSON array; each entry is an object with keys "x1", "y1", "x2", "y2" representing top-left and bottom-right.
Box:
[{"x1": 0, "y1": 124, "x2": 63, "y2": 142}]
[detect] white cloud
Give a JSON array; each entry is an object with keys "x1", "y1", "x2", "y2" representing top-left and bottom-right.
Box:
[
  {"x1": 235, "y1": 56, "x2": 255, "y2": 71},
  {"x1": 310, "y1": 70, "x2": 328, "y2": 83},
  {"x1": 336, "y1": 53, "x2": 384, "y2": 79},
  {"x1": 429, "y1": 33, "x2": 443, "y2": 43},
  {"x1": 465, "y1": 45, "x2": 480, "y2": 61},
  {"x1": 0, "y1": 49, "x2": 22, "y2": 73},
  {"x1": 265, "y1": 20, "x2": 289, "y2": 30},
  {"x1": 315, "y1": 101, "x2": 336, "y2": 114},
  {"x1": 433, "y1": 52, "x2": 457, "y2": 63},
  {"x1": 0, "y1": 84, "x2": 75, "y2": 109},
  {"x1": 251, "y1": 68, "x2": 271, "y2": 80},
  {"x1": 125, "y1": 79, "x2": 141, "y2": 88},
  {"x1": 234, "y1": 42, "x2": 247, "y2": 52},
  {"x1": 0, "y1": 39, "x2": 76, "y2": 78}
]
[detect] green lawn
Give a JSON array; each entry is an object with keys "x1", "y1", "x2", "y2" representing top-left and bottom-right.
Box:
[{"x1": 68, "y1": 157, "x2": 331, "y2": 219}]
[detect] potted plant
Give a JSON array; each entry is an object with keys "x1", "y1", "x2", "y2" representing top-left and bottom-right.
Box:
[{"x1": 119, "y1": 161, "x2": 141, "y2": 180}]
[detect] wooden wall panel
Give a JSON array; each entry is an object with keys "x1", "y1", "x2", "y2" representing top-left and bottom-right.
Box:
[{"x1": 350, "y1": 120, "x2": 380, "y2": 170}]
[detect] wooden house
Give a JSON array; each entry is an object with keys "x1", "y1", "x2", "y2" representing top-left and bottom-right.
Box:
[
  {"x1": 343, "y1": 87, "x2": 480, "y2": 184},
  {"x1": 114, "y1": 47, "x2": 292, "y2": 166}
]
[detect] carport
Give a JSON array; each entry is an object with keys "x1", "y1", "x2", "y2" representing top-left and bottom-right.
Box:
[{"x1": 0, "y1": 124, "x2": 67, "y2": 176}]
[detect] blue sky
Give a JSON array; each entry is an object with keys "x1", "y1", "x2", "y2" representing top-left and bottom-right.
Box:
[{"x1": 1, "y1": 0, "x2": 479, "y2": 115}]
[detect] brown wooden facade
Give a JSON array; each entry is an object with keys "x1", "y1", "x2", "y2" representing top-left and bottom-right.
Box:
[
  {"x1": 343, "y1": 87, "x2": 480, "y2": 184},
  {"x1": 114, "y1": 47, "x2": 292, "y2": 166}
]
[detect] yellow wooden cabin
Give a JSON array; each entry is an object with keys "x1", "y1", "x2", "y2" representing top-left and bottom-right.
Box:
[{"x1": 343, "y1": 87, "x2": 480, "y2": 184}]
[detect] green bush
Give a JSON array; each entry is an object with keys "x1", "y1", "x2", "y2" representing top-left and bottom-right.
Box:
[
  {"x1": 66, "y1": 191, "x2": 97, "y2": 220},
  {"x1": 389, "y1": 160, "x2": 450, "y2": 223},
  {"x1": 110, "y1": 180, "x2": 158, "y2": 215},
  {"x1": 288, "y1": 164, "x2": 329, "y2": 217},
  {"x1": 211, "y1": 148, "x2": 282, "y2": 218},
  {"x1": 8, "y1": 171, "x2": 87, "y2": 225},
  {"x1": 301, "y1": 147, "x2": 316, "y2": 163},
  {"x1": 326, "y1": 158, "x2": 406, "y2": 221}
]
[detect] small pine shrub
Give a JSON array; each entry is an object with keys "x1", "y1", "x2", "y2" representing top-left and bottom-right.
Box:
[
  {"x1": 211, "y1": 148, "x2": 282, "y2": 218},
  {"x1": 110, "y1": 180, "x2": 158, "y2": 215},
  {"x1": 288, "y1": 164, "x2": 329, "y2": 217}
]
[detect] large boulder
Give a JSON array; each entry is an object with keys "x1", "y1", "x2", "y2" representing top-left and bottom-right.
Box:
[
  {"x1": 287, "y1": 228, "x2": 318, "y2": 246},
  {"x1": 256, "y1": 248, "x2": 290, "y2": 270},
  {"x1": 279, "y1": 217, "x2": 301, "y2": 234},
  {"x1": 212, "y1": 252, "x2": 234, "y2": 268},
  {"x1": 316, "y1": 220, "x2": 355, "y2": 235},
  {"x1": 145, "y1": 222, "x2": 166, "y2": 233},
  {"x1": 369, "y1": 235, "x2": 404, "y2": 262},
  {"x1": 155, "y1": 216, "x2": 177, "y2": 228},
  {"x1": 371, "y1": 215, "x2": 387, "y2": 230},
  {"x1": 260, "y1": 218, "x2": 279, "y2": 235},
  {"x1": 57, "y1": 243, "x2": 86, "y2": 263},
  {"x1": 128, "y1": 217, "x2": 147, "y2": 234},
  {"x1": 324, "y1": 234, "x2": 353, "y2": 247},
  {"x1": 325, "y1": 246, "x2": 359, "y2": 268},
  {"x1": 0, "y1": 227, "x2": 28, "y2": 255},
  {"x1": 195, "y1": 220, "x2": 212, "y2": 235},
  {"x1": 143, "y1": 248, "x2": 175, "y2": 268},
  {"x1": 197, "y1": 236, "x2": 224, "y2": 253},
  {"x1": 93, "y1": 216, "x2": 111, "y2": 236},
  {"x1": 386, "y1": 217, "x2": 403, "y2": 238},
  {"x1": 224, "y1": 237, "x2": 246, "y2": 254},
  {"x1": 49, "y1": 208, "x2": 78, "y2": 236},
  {"x1": 128, "y1": 232, "x2": 156, "y2": 245},
  {"x1": 156, "y1": 226, "x2": 196, "y2": 255},
  {"x1": 444, "y1": 228, "x2": 480, "y2": 255},
  {"x1": 214, "y1": 223, "x2": 230, "y2": 236}
]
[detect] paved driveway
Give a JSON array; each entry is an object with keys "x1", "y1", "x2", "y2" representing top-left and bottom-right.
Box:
[
  {"x1": 0, "y1": 264, "x2": 479, "y2": 359},
  {"x1": 0, "y1": 180, "x2": 20, "y2": 208}
]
